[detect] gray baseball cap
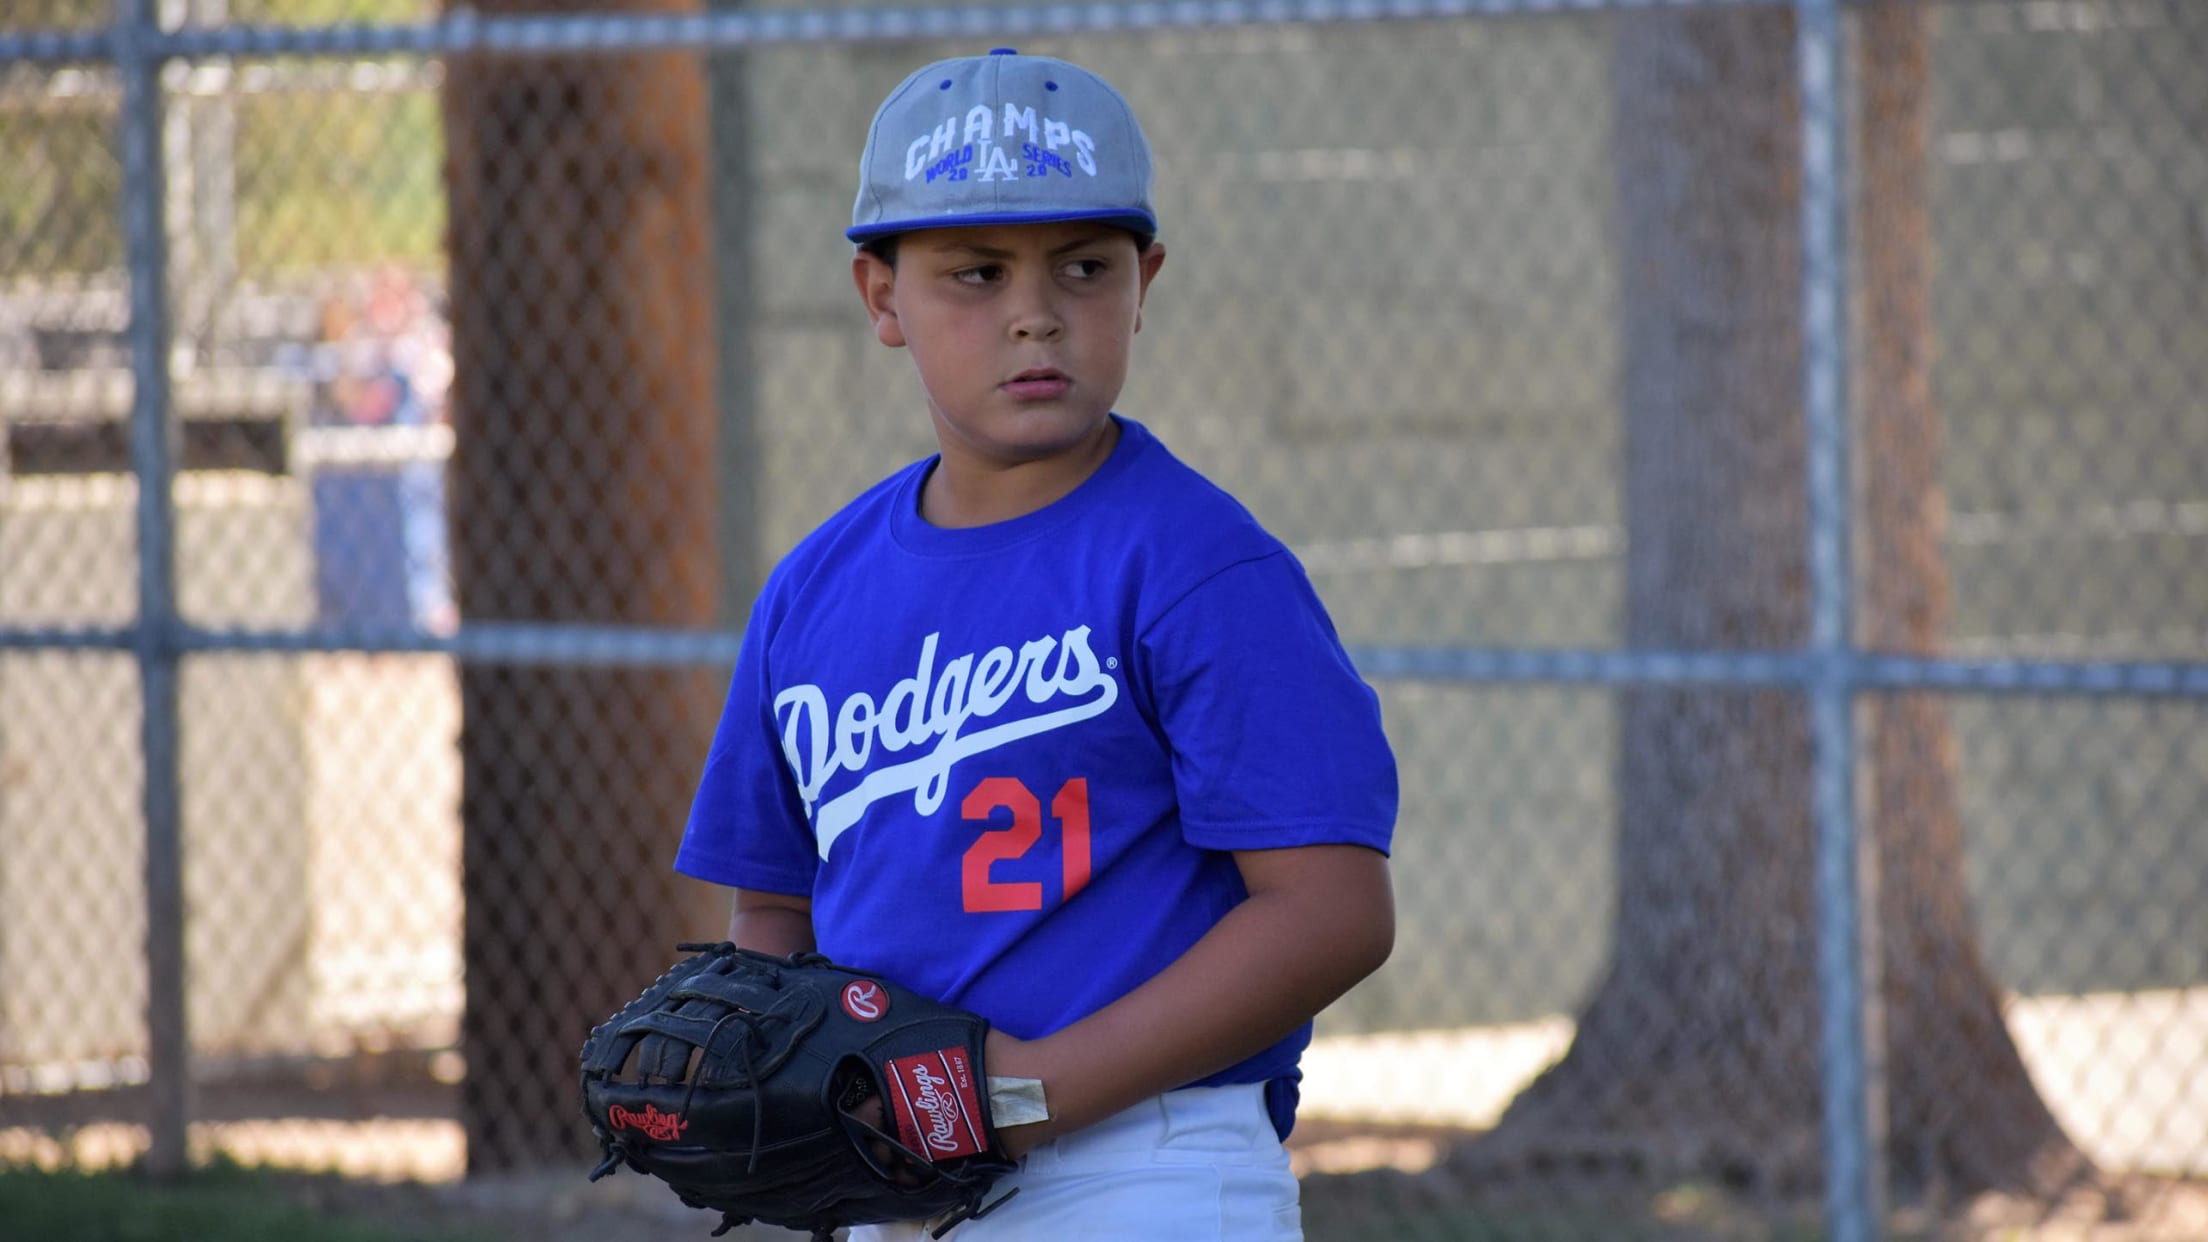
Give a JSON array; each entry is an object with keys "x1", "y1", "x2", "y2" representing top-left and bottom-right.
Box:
[{"x1": 848, "y1": 48, "x2": 1157, "y2": 244}]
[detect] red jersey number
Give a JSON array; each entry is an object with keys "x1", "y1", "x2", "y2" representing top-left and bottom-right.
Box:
[{"x1": 960, "y1": 777, "x2": 1092, "y2": 914}]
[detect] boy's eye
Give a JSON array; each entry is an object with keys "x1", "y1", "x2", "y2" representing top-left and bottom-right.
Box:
[
  {"x1": 952, "y1": 264, "x2": 1002, "y2": 285},
  {"x1": 1061, "y1": 258, "x2": 1108, "y2": 279}
]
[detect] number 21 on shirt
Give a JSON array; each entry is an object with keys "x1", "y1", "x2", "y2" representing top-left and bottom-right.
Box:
[{"x1": 961, "y1": 776, "x2": 1091, "y2": 913}]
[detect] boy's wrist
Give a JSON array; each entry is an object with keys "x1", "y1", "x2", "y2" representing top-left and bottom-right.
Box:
[{"x1": 983, "y1": 1028, "x2": 1063, "y2": 1159}]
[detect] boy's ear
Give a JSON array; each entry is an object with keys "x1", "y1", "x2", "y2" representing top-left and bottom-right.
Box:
[
  {"x1": 852, "y1": 251, "x2": 906, "y2": 348},
  {"x1": 1133, "y1": 242, "x2": 1166, "y2": 335}
]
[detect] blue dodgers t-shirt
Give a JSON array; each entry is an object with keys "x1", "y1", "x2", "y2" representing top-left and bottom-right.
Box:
[{"x1": 677, "y1": 416, "x2": 1396, "y2": 1092}]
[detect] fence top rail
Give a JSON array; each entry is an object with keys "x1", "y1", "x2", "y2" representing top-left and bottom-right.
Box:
[
  {"x1": 1, "y1": 0, "x2": 1795, "y2": 65},
  {"x1": 3, "y1": 622, "x2": 2204, "y2": 695}
]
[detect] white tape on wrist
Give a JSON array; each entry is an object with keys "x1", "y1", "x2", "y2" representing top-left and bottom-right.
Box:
[{"x1": 986, "y1": 1075, "x2": 1051, "y2": 1128}]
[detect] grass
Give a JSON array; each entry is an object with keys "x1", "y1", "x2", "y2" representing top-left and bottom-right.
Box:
[{"x1": 0, "y1": 1159, "x2": 502, "y2": 1242}]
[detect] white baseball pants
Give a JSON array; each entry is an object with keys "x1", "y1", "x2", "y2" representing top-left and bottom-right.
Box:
[{"x1": 849, "y1": 1082, "x2": 1302, "y2": 1242}]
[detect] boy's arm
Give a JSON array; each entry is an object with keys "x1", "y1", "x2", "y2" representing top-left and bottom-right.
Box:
[
  {"x1": 725, "y1": 886, "x2": 816, "y2": 957},
  {"x1": 984, "y1": 843, "x2": 1393, "y2": 1157}
]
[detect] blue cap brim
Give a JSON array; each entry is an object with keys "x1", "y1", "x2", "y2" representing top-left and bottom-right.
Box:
[{"x1": 848, "y1": 207, "x2": 1159, "y2": 244}]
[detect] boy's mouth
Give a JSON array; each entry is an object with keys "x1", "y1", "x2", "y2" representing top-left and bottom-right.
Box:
[{"x1": 1001, "y1": 368, "x2": 1071, "y2": 400}]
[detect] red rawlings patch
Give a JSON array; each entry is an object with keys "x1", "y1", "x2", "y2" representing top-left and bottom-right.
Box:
[
  {"x1": 841, "y1": 980, "x2": 887, "y2": 1023},
  {"x1": 884, "y1": 1049, "x2": 987, "y2": 1162},
  {"x1": 606, "y1": 1103, "x2": 689, "y2": 1142}
]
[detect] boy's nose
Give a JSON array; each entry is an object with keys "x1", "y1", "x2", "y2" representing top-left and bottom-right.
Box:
[
  {"x1": 1010, "y1": 312, "x2": 1063, "y2": 341},
  {"x1": 1006, "y1": 272, "x2": 1064, "y2": 341}
]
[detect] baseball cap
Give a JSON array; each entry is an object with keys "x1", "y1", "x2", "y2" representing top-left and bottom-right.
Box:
[{"x1": 848, "y1": 48, "x2": 1157, "y2": 244}]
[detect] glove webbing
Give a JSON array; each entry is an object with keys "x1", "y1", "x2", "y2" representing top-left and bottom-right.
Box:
[{"x1": 587, "y1": 943, "x2": 799, "y2": 1185}]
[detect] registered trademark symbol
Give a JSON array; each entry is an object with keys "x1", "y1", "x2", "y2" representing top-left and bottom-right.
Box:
[{"x1": 1107, "y1": 657, "x2": 1119, "y2": 669}]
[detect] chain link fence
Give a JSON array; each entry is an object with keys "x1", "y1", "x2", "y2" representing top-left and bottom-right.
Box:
[{"x1": 3, "y1": 0, "x2": 2205, "y2": 1238}]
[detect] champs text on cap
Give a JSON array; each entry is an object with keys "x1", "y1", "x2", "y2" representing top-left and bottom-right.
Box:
[{"x1": 848, "y1": 48, "x2": 1158, "y2": 244}]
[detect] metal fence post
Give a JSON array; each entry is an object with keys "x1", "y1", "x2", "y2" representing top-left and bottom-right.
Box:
[
  {"x1": 115, "y1": 0, "x2": 192, "y2": 1181},
  {"x1": 1796, "y1": 1, "x2": 1884, "y2": 1240}
]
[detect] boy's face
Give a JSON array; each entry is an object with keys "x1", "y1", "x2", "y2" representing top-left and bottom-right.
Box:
[{"x1": 853, "y1": 221, "x2": 1166, "y2": 472}]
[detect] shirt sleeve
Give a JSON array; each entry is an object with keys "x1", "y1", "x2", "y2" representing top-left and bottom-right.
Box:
[
  {"x1": 675, "y1": 598, "x2": 819, "y2": 895},
  {"x1": 1139, "y1": 551, "x2": 1397, "y2": 853}
]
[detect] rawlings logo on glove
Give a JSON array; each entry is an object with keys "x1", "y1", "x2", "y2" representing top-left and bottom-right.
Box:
[
  {"x1": 606, "y1": 1103, "x2": 689, "y2": 1142},
  {"x1": 887, "y1": 1050, "x2": 988, "y2": 1161},
  {"x1": 580, "y1": 944, "x2": 1017, "y2": 1241}
]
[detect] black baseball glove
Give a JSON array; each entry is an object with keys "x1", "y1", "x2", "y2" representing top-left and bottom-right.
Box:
[{"x1": 581, "y1": 943, "x2": 1019, "y2": 1241}]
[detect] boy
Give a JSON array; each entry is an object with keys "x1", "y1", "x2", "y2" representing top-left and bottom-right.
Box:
[{"x1": 675, "y1": 48, "x2": 1397, "y2": 1239}]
